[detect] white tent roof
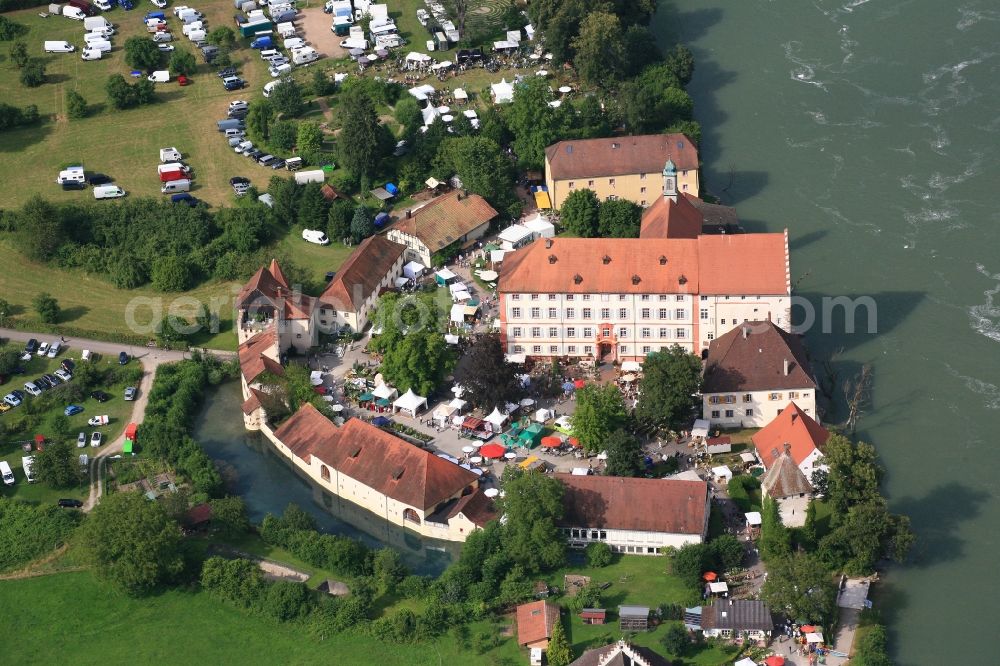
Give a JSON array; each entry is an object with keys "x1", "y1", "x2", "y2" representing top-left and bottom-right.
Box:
[
  {"x1": 449, "y1": 397, "x2": 467, "y2": 410},
  {"x1": 452, "y1": 290, "x2": 471, "y2": 302},
  {"x1": 372, "y1": 384, "x2": 397, "y2": 400},
  {"x1": 405, "y1": 51, "x2": 431, "y2": 62},
  {"x1": 463, "y1": 109, "x2": 478, "y2": 119},
  {"x1": 506, "y1": 30, "x2": 522, "y2": 43},
  {"x1": 393, "y1": 388, "x2": 427, "y2": 413},
  {"x1": 505, "y1": 353, "x2": 526, "y2": 364},
  {"x1": 435, "y1": 267, "x2": 457, "y2": 281},
  {"x1": 403, "y1": 260, "x2": 425, "y2": 278},
  {"x1": 394, "y1": 276, "x2": 410, "y2": 288},
  {"x1": 534, "y1": 408, "x2": 553, "y2": 423},
  {"x1": 444, "y1": 334, "x2": 460, "y2": 344},
  {"x1": 740, "y1": 452, "x2": 758, "y2": 464},
  {"x1": 522, "y1": 215, "x2": 555, "y2": 237},
  {"x1": 708, "y1": 582, "x2": 729, "y2": 593},
  {"x1": 422, "y1": 105, "x2": 439, "y2": 126},
  {"x1": 735, "y1": 659, "x2": 757, "y2": 666},
  {"x1": 454, "y1": 87, "x2": 468, "y2": 99},
  {"x1": 450, "y1": 303, "x2": 466, "y2": 323},
  {"x1": 448, "y1": 281, "x2": 467, "y2": 294},
  {"x1": 806, "y1": 632, "x2": 825, "y2": 644},
  {"x1": 484, "y1": 407, "x2": 508, "y2": 426},
  {"x1": 490, "y1": 249, "x2": 506, "y2": 263},
  {"x1": 745, "y1": 511, "x2": 763, "y2": 526},
  {"x1": 620, "y1": 360, "x2": 642, "y2": 372},
  {"x1": 493, "y1": 40, "x2": 518, "y2": 50},
  {"x1": 712, "y1": 465, "x2": 733, "y2": 479},
  {"x1": 491, "y1": 78, "x2": 514, "y2": 103},
  {"x1": 499, "y1": 224, "x2": 532, "y2": 244},
  {"x1": 433, "y1": 403, "x2": 456, "y2": 419},
  {"x1": 309, "y1": 371, "x2": 324, "y2": 386},
  {"x1": 408, "y1": 83, "x2": 436, "y2": 101},
  {"x1": 692, "y1": 419, "x2": 710, "y2": 439}
]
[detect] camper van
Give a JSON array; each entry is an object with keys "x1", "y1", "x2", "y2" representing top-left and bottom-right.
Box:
[
  {"x1": 294, "y1": 169, "x2": 324, "y2": 184},
  {"x1": 1, "y1": 461, "x2": 15, "y2": 486},
  {"x1": 291, "y1": 46, "x2": 319, "y2": 65},
  {"x1": 44, "y1": 40, "x2": 76, "y2": 53},
  {"x1": 93, "y1": 184, "x2": 126, "y2": 199},
  {"x1": 56, "y1": 166, "x2": 86, "y2": 184},
  {"x1": 161, "y1": 179, "x2": 191, "y2": 193},
  {"x1": 21, "y1": 456, "x2": 36, "y2": 483}
]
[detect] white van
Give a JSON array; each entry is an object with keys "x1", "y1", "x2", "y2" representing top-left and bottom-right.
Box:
[
  {"x1": 148, "y1": 70, "x2": 170, "y2": 82},
  {"x1": 81, "y1": 349, "x2": 93, "y2": 362},
  {"x1": 82, "y1": 48, "x2": 103, "y2": 60},
  {"x1": 283, "y1": 37, "x2": 304, "y2": 50},
  {"x1": 94, "y1": 0, "x2": 112, "y2": 9},
  {"x1": 259, "y1": 48, "x2": 279, "y2": 60},
  {"x1": 153, "y1": 31, "x2": 173, "y2": 43},
  {"x1": 0, "y1": 461, "x2": 15, "y2": 486},
  {"x1": 94, "y1": 184, "x2": 126, "y2": 199},
  {"x1": 87, "y1": 26, "x2": 115, "y2": 38},
  {"x1": 23, "y1": 381, "x2": 41, "y2": 397},
  {"x1": 161, "y1": 179, "x2": 191, "y2": 193},
  {"x1": 84, "y1": 31, "x2": 109, "y2": 44},
  {"x1": 158, "y1": 161, "x2": 191, "y2": 174},
  {"x1": 182, "y1": 21, "x2": 203, "y2": 35},
  {"x1": 44, "y1": 40, "x2": 76, "y2": 53},
  {"x1": 21, "y1": 456, "x2": 36, "y2": 483},
  {"x1": 84, "y1": 16, "x2": 111, "y2": 31},
  {"x1": 86, "y1": 39, "x2": 112, "y2": 53},
  {"x1": 62, "y1": 6, "x2": 86, "y2": 20},
  {"x1": 160, "y1": 147, "x2": 182, "y2": 162},
  {"x1": 187, "y1": 29, "x2": 206, "y2": 42}
]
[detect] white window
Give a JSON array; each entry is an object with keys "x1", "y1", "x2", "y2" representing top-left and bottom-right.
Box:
[
  {"x1": 700, "y1": 308, "x2": 709, "y2": 320},
  {"x1": 531, "y1": 307, "x2": 540, "y2": 318},
  {"x1": 618, "y1": 327, "x2": 629, "y2": 337},
  {"x1": 568, "y1": 345, "x2": 577, "y2": 353},
  {"x1": 530, "y1": 294, "x2": 539, "y2": 300},
  {"x1": 641, "y1": 328, "x2": 651, "y2": 338},
  {"x1": 711, "y1": 410, "x2": 720, "y2": 419},
  {"x1": 618, "y1": 308, "x2": 628, "y2": 318},
  {"x1": 641, "y1": 308, "x2": 650, "y2": 319},
  {"x1": 701, "y1": 295, "x2": 708, "y2": 301},
  {"x1": 583, "y1": 308, "x2": 592, "y2": 319},
  {"x1": 582, "y1": 294, "x2": 591, "y2": 301},
  {"x1": 659, "y1": 294, "x2": 669, "y2": 301},
  {"x1": 513, "y1": 345, "x2": 523, "y2": 353},
  {"x1": 725, "y1": 409, "x2": 734, "y2": 418},
  {"x1": 566, "y1": 308, "x2": 576, "y2": 318},
  {"x1": 548, "y1": 308, "x2": 557, "y2": 318},
  {"x1": 566, "y1": 327, "x2": 576, "y2": 337},
  {"x1": 745, "y1": 409, "x2": 754, "y2": 417},
  {"x1": 721, "y1": 318, "x2": 727, "y2": 325},
  {"x1": 533, "y1": 345, "x2": 542, "y2": 353},
  {"x1": 601, "y1": 308, "x2": 611, "y2": 319},
  {"x1": 511, "y1": 294, "x2": 521, "y2": 300},
  {"x1": 548, "y1": 327, "x2": 558, "y2": 337},
  {"x1": 583, "y1": 327, "x2": 593, "y2": 337},
  {"x1": 658, "y1": 308, "x2": 668, "y2": 319},
  {"x1": 642, "y1": 345, "x2": 651, "y2": 353},
  {"x1": 531, "y1": 327, "x2": 541, "y2": 338},
  {"x1": 549, "y1": 345, "x2": 558, "y2": 354},
  {"x1": 659, "y1": 328, "x2": 669, "y2": 338},
  {"x1": 584, "y1": 345, "x2": 593, "y2": 353},
  {"x1": 619, "y1": 344, "x2": 628, "y2": 353},
  {"x1": 676, "y1": 328, "x2": 686, "y2": 338},
  {"x1": 512, "y1": 327, "x2": 522, "y2": 337},
  {"x1": 568, "y1": 181, "x2": 575, "y2": 189},
  {"x1": 640, "y1": 187, "x2": 646, "y2": 194},
  {"x1": 618, "y1": 294, "x2": 627, "y2": 301},
  {"x1": 609, "y1": 178, "x2": 616, "y2": 185},
  {"x1": 707, "y1": 332, "x2": 714, "y2": 340},
  {"x1": 675, "y1": 308, "x2": 686, "y2": 319},
  {"x1": 512, "y1": 307, "x2": 522, "y2": 318},
  {"x1": 640, "y1": 173, "x2": 647, "y2": 180},
  {"x1": 676, "y1": 295, "x2": 686, "y2": 302},
  {"x1": 566, "y1": 294, "x2": 575, "y2": 301},
  {"x1": 641, "y1": 295, "x2": 650, "y2": 301},
  {"x1": 548, "y1": 294, "x2": 557, "y2": 300}
]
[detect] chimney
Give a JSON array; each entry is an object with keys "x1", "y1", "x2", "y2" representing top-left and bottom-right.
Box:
[
  {"x1": 545, "y1": 238, "x2": 553, "y2": 248},
  {"x1": 406, "y1": 209, "x2": 412, "y2": 218},
  {"x1": 742, "y1": 326, "x2": 749, "y2": 340},
  {"x1": 457, "y1": 191, "x2": 463, "y2": 201},
  {"x1": 783, "y1": 442, "x2": 792, "y2": 455},
  {"x1": 659, "y1": 255, "x2": 667, "y2": 265},
  {"x1": 463, "y1": 189, "x2": 469, "y2": 198},
  {"x1": 783, "y1": 358, "x2": 789, "y2": 376},
  {"x1": 548, "y1": 254, "x2": 557, "y2": 264},
  {"x1": 771, "y1": 447, "x2": 780, "y2": 460},
  {"x1": 602, "y1": 255, "x2": 611, "y2": 264}
]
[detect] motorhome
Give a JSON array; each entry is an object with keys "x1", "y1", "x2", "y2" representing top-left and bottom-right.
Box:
[
  {"x1": 0, "y1": 461, "x2": 14, "y2": 486},
  {"x1": 291, "y1": 46, "x2": 319, "y2": 65},
  {"x1": 56, "y1": 166, "x2": 86, "y2": 184},
  {"x1": 21, "y1": 456, "x2": 36, "y2": 483}
]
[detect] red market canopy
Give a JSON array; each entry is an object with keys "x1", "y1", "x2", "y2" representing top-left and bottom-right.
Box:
[
  {"x1": 764, "y1": 657, "x2": 785, "y2": 666},
  {"x1": 573, "y1": 379, "x2": 586, "y2": 389},
  {"x1": 568, "y1": 437, "x2": 581, "y2": 448},
  {"x1": 462, "y1": 416, "x2": 485, "y2": 430},
  {"x1": 480, "y1": 443, "x2": 507, "y2": 459},
  {"x1": 540, "y1": 435, "x2": 562, "y2": 448},
  {"x1": 702, "y1": 571, "x2": 718, "y2": 582},
  {"x1": 800, "y1": 625, "x2": 817, "y2": 633}
]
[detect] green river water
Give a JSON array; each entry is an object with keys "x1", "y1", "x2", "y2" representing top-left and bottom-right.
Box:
[{"x1": 653, "y1": 1, "x2": 999, "y2": 663}]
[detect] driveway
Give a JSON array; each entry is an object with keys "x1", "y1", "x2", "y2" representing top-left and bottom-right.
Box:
[
  {"x1": 0, "y1": 328, "x2": 232, "y2": 511},
  {"x1": 299, "y1": 7, "x2": 348, "y2": 61}
]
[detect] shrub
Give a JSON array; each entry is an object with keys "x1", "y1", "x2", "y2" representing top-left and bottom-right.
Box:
[
  {"x1": 19, "y1": 58, "x2": 46, "y2": 87},
  {"x1": 66, "y1": 90, "x2": 88, "y2": 119},
  {"x1": 32, "y1": 292, "x2": 59, "y2": 323},
  {"x1": 586, "y1": 542, "x2": 613, "y2": 567},
  {"x1": 0, "y1": 498, "x2": 79, "y2": 572}
]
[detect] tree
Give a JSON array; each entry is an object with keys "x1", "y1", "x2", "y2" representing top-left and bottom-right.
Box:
[
  {"x1": 15, "y1": 197, "x2": 64, "y2": 261},
  {"x1": 709, "y1": 534, "x2": 745, "y2": 572},
  {"x1": 9, "y1": 39, "x2": 28, "y2": 68},
  {"x1": 311, "y1": 68, "x2": 335, "y2": 97},
  {"x1": 19, "y1": 59, "x2": 46, "y2": 87},
  {"x1": 760, "y1": 496, "x2": 791, "y2": 560},
  {"x1": 817, "y1": 500, "x2": 914, "y2": 573},
  {"x1": 78, "y1": 491, "x2": 184, "y2": 596},
  {"x1": 271, "y1": 78, "x2": 305, "y2": 117},
  {"x1": 207, "y1": 26, "x2": 237, "y2": 50},
  {"x1": 571, "y1": 384, "x2": 627, "y2": 454},
  {"x1": 496, "y1": 468, "x2": 566, "y2": 572},
  {"x1": 854, "y1": 623, "x2": 891, "y2": 666},
  {"x1": 33, "y1": 440, "x2": 81, "y2": 488},
  {"x1": 151, "y1": 255, "x2": 193, "y2": 292},
  {"x1": 373, "y1": 548, "x2": 408, "y2": 592},
  {"x1": 635, "y1": 346, "x2": 703, "y2": 431},
  {"x1": 660, "y1": 622, "x2": 690, "y2": 656},
  {"x1": 246, "y1": 99, "x2": 277, "y2": 142},
  {"x1": 560, "y1": 189, "x2": 600, "y2": 237},
  {"x1": 0, "y1": 16, "x2": 28, "y2": 41},
  {"x1": 297, "y1": 182, "x2": 329, "y2": 230},
  {"x1": 505, "y1": 77, "x2": 559, "y2": 170},
  {"x1": 296, "y1": 121, "x2": 324, "y2": 160},
  {"x1": 435, "y1": 136, "x2": 517, "y2": 214},
  {"x1": 169, "y1": 49, "x2": 197, "y2": 77},
  {"x1": 604, "y1": 428, "x2": 641, "y2": 477},
  {"x1": 327, "y1": 199, "x2": 353, "y2": 243},
  {"x1": 761, "y1": 552, "x2": 837, "y2": 627},
  {"x1": 0, "y1": 348, "x2": 21, "y2": 375},
  {"x1": 546, "y1": 619, "x2": 572, "y2": 666},
  {"x1": 586, "y1": 542, "x2": 613, "y2": 567},
  {"x1": 664, "y1": 44, "x2": 696, "y2": 86},
  {"x1": 380, "y1": 330, "x2": 453, "y2": 396},
  {"x1": 124, "y1": 36, "x2": 162, "y2": 71},
  {"x1": 394, "y1": 96, "x2": 422, "y2": 136},
  {"x1": 66, "y1": 90, "x2": 88, "y2": 119},
  {"x1": 452, "y1": 333, "x2": 522, "y2": 410},
  {"x1": 349, "y1": 206, "x2": 374, "y2": 243},
  {"x1": 105, "y1": 74, "x2": 133, "y2": 110},
  {"x1": 269, "y1": 119, "x2": 298, "y2": 151},
  {"x1": 338, "y1": 87, "x2": 381, "y2": 178},
  {"x1": 620, "y1": 64, "x2": 694, "y2": 134},
  {"x1": 671, "y1": 542, "x2": 709, "y2": 589},
  {"x1": 209, "y1": 496, "x2": 250, "y2": 538},
  {"x1": 597, "y1": 198, "x2": 642, "y2": 238},
  {"x1": 572, "y1": 12, "x2": 627, "y2": 87},
  {"x1": 823, "y1": 435, "x2": 883, "y2": 519},
  {"x1": 32, "y1": 292, "x2": 59, "y2": 324}
]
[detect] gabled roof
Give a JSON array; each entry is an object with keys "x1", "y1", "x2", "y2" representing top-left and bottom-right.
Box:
[
  {"x1": 545, "y1": 134, "x2": 698, "y2": 180},
  {"x1": 689, "y1": 197, "x2": 738, "y2": 229},
  {"x1": 446, "y1": 488, "x2": 496, "y2": 527},
  {"x1": 515, "y1": 601, "x2": 560, "y2": 646},
  {"x1": 700, "y1": 600, "x2": 773, "y2": 632},
  {"x1": 236, "y1": 265, "x2": 285, "y2": 308},
  {"x1": 273, "y1": 405, "x2": 478, "y2": 510},
  {"x1": 702, "y1": 321, "x2": 814, "y2": 394},
  {"x1": 570, "y1": 641, "x2": 673, "y2": 666},
  {"x1": 555, "y1": 475, "x2": 709, "y2": 537},
  {"x1": 238, "y1": 329, "x2": 283, "y2": 385},
  {"x1": 268, "y1": 259, "x2": 289, "y2": 288},
  {"x1": 698, "y1": 231, "x2": 789, "y2": 295},
  {"x1": 320, "y1": 235, "x2": 406, "y2": 312},
  {"x1": 390, "y1": 190, "x2": 498, "y2": 252},
  {"x1": 752, "y1": 402, "x2": 830, "y2": 469},
  {"x1": 640, "y1": 193, "x2": 705, "y2": 239},
  {"x1": 240, "y1": 387, "x2": 269, "y2": 415},
  {"x1": 237, "y1": 259, "x2": 315, "y2": 319},
  {"x1": 761, "y1": 449, "x2": 814, "y2": 497}
]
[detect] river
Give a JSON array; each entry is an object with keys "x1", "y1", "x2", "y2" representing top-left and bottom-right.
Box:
[
  {"x1": 653, "y1": 0, "x2": 998, "y2": 662},
  {"x1": 192, "y1": 382, "x2": 460, "y2": 575}
]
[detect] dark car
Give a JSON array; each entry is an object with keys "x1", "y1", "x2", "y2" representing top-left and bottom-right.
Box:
[
  {"x1": 119, "y1": 351, "x2": 129, "y2": 365},
  {"x1": 35, "y1": 376, "x2": 52, "y2": 390},
  {"x1": 87, "y1": 173, "x2": 111, "y2": 185},
  {"x1": 227, "y1": 108, "x2": 248, "y2": 119},
  {"x1": 259, "y1": 155, "x2": 278, "y2": 167},
  {"x1": 223, "y1": 77, "x2": 245, "y2": 91},
  {"x1": 61, "y1": 181, "x2": 86, "y2": 191},
  {"x1": 217, "y1": 67, "x2": 237, "y2": 78},
  {"x1": 25, "y1": 338, "x2": 38, "y2": 354},
  {"x1": 91, "y1": 390, "x2": 110, "y2": 402},
  {"x1": 245, "y1": 149, "x2": 264, "y2": 161},
  {"x1": 269, "y1": 158, "x2": 286, "y2": 170},
  {"x1": 58, "y1": 499, "x2": 84, "y2": 508},
  {"x1": 171, "y1": 192, "x2": 198, "y2": 206},
  {"x1": 61, "y1": 358, "x2": 76, "y2": 373}
]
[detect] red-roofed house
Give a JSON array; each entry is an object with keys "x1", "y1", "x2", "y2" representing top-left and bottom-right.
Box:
[
  {"x1": 318, "y1": 235, "x2": 406, "y2": 332},
  {"x1": 516, "y1": 601, "x2": 561, "y2": 649},
  {"x1": 555, "y1": 475, "x2": 710, "y2": 554},
  {"x1": 752, "y1": 401, "x2": 829, "y2": 483},
  {"x1": 237, "y1": 325, "x2": 283, "y2": 430},
  {"x1": 385, "y1": 189, "x2": 498, "y2": 266},
  {"x1": 235, "y1": 259, "x2": 318, "y2": 353}
]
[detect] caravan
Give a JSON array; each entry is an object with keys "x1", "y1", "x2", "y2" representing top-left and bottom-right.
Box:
[
  {"x1": 1, "y1": 461, "x2": 14, "y2": 486},
  {"x1": 21, "y1": 456, "x2": 36, "y2": 483}
]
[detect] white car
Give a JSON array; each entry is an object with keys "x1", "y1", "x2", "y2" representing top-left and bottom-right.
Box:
[
  {"x1": 158, "y1": 43, "x2": 175, "y2": 52},
  {"x1": 151, "y1": 0, "x2": 167, "y2": 6},
  {"x1": 90, "y1": 432, "x2": 102, "y2": 448},
  {"x1": 55, "y1": 369, "x2": 73, "y2": 382},
  {"x1": 77, "y1": 432, "x2": 87, "y2": 448},
  {"x1": 37, "y1": 342, "x2": 49, "y2": 356},
  {"x1": 302, "y1": 229, "x2": 330, "y2": 245},
  {"x1": 263, "y1": 80, "x2": 280, "y2": 98},
  {"x1": 172, "y1": 5, "x2": 189, "y2": 16}
]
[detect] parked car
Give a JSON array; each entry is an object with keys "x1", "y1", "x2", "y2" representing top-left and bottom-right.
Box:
[
  {"x1": 61, "y1": 359, "x2": 76, "y2": 372},
  {"x1": 88, "y1": 415, "x2": 109, "y2": 426},
  {"x1": 222, "y1": 76, "x2": 245, "y2": 91},
  {"x1": 25, "y1": 339, "x2": 38, "y2": 354},
  {"x1": 47, "y1": 342, "x2": 61, "y2": 358},
  {"x1": 119, "y1": 351, "x2": 129, "y2": 365},
  {"x1": 91, "y1": 390, "x2": 110, "y2": 403},
  {"x1": 55, "y1": 369, "x2": 73, "y2": 382},
  {"x1": 178, "y1": 75, "x2": 191, "y2": 86},
  {"x1": 87, "y1": 172, "x2": 111, "y2": 185},
  {"x1": 150, "y1": 0, "x2": 167, "y2": 7},
  {"x1": 90, "y1": 432, "x2": 103, "y2": 447},
  {"x1": 124, "y1": 386, "x2": 137, "y2": 401},
  {"x1": 43, "y1": 373, "x2": 61, "y2": 386},
  {"x1": 230, "y1": 176, "x2": 250, "y2": 195},
  {"x1": 65, "y1": 404, "x2": 84, "y2": 416},
  {"x1": 3, "y1": 391, "x2": 24, "y2": 407},
  {"x1": 171, "y1": 192, "x2": 198, "y2": 206},
  {"x1": 269, "y1": 158, "x2": 287, "y2": 169},
  {"x1": 23, "y1": 382, "x2": 42, "y2": 397},
  {"x1": 217, "y1": 67, "x2": 237, "y2": 78},
  {"x1": 263, "y1": 80, "x2": 280, "y2": 97},
  {"x1": 37, "y1": 342, "x2": 49, "y2": 356},
  {"x1": 158, "y1": 43, "x2": 175, "y2": 52},
  {"x1": 58, "y1": 499, "x2": 84, "y2": 508},
  {"x1": 302, "y1": 229, "x2": 330, "y2": 245},
  {"x1": 77, "y1": 432, "x2": 87, "y2": 448}
]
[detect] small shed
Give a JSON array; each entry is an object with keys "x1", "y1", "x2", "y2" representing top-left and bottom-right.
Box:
[
  {"x1": 580, "y1": 608, "x2": 606, "y2": 625},
  {"x1": 318, "y1": 580, "x2": 350, "y2": 596},
  {"x1": 711, "y1": 465, "x2": 733, "y2": 482},
  {"x1": 705, "y1": 436, "x2": 732, "y2": 454},
  {"x1": 184, "y1": 503, "x2": 213, "y2": 528},
  {"x1": 619, "y1": 606, "x2": 649, "y2": 631}
]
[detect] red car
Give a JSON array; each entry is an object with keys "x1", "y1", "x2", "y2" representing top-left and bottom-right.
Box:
[{"x1": 178, "y1": 75, "x2": 190, "y2": 86}]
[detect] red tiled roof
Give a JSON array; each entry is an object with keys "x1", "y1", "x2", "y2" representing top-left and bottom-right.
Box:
[
  {"x1": 702, "y1": 321, "x2": 814, "y2": 394},
  {"x1": 390, "y1": 190, "x2": 498, "y2": 252},
  {"x1": 546, "y1": 134, "x2": 698, "y2": 180},
  {"x1": 236, "y1": 265, "x2": 284, "y2": 308},
  {"x1": 273, "y1": 405, "x2": 478, "y2": 510},
  {"x1": 185, "y1": 503, "x2": 213, "y2": 525},
  {"x1": 446, "y1": 489, "x2": 497, "y2": 527},
  {"x1": 516, "y1": 601, "x2": 560, "y2": 646},
  {"x1": 570, "y1": 642, "x2": 673, "y2": 666},
  {"x1": 752, "y1": 402, "x2": 829, "y2": 469},
  {"x1": 320, "y1": 235, "x2": 405, "y2": 312},
  {"x1": 237, "y1": 260, "x2": 314, "y2": 319},
  {"x1": 698, "y1": 231, "x2": 789, "y2": 295},
  {"x1": 268, "y1": 259, "x2": 289, "y2": 288},
  {"x1": 241, "y1": 387, "x2": 268, "y2": 415},
  {"x1": 640, "y1": 193, "x2": 705, "y2": 239},
  {"x1": 556, "y1": 475, "x2": 709, "y2": 536},
  {"x1": 238, "y1": 329, "x2": 283, "y2": 385},
  {"x1": 498, "y1": 233, "x2": 788, "y2": 295},
  {"x1": 320, "y1": 184, "x2": 343, "y2": 201}
]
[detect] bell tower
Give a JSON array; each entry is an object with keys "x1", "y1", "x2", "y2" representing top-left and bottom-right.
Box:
[{"x1": 662, "y1": 159, "x2": 677, "y2": 202}]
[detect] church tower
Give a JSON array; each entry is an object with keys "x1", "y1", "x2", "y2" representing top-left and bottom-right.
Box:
[{"x1": 662, "y1": 159, "x2": 678, "y2": 202}]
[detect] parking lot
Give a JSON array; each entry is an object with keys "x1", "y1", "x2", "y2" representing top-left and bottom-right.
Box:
[{"x1": 300, "y1": 7, "x2": 348, "y2": 61}]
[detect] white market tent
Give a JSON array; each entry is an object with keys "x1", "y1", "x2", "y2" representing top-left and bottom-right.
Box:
[
  {"x1": 522, "y1": 213, "x2": 555, "y2": 238},
  {"x1": 444, "y1": 334, "x2": 460, "y2": 344},
  {"x1": 708, "y1": 582, "x2": 729, "y2": 594},
  {"x1": 491, "y1": 78, "x2": 514, "y2": 104},
  {"x1": 711, "y1": 465, "x2": 733, "y2": 481},
  {"x1": 735, "y1": 659, "x2": 757, "y2": 666},
  {"x1": 393, "y1": 389, "x2": 428, "y2": 416},
  {"x1": 691, "y1": 419, "x2": 710, "y2": 439},
  {"x1": 493, "y1": 40, "x2": 518, "y2": 52},
  {"x1": 463, "y1": 109, "x2": 477, "y2": 119},
  {"x1": 403, "y1": 261, "x2": 425, "y2": 279},
  {"x1": 451, "y1": 385, "x2": 465, "y2": 397},
  {"x1": 372, "y1": 384, "x2": 398, "y2": 401},
  {"x1": 408, "y1": 83, "x2": 436, "y2": 100},
  {"x1": 453, "y1": 87, "x2": 468, "y2": 100},
  {"x1": 433, "y1": 402, "x2": 456, "y2": 425},
  {"x1": 740, "y1": 451, "x2": 758, "y2": 464},
  {"x1": 534, "y1": 408, "x2": 553, "y2": 423},
  {"x1": 449, "y1": 397, "x2": 467, "y2": 412},
  {"x1": 394, "y1": 276, "x2": 410, "y2": 288},
  {"x1": 506, "y1": 30, "x2": 522, "y2": 43},
  {"x1": 498, "y1": 224, "x2": 533, "y2": 248},
  {"x1": 745, "y1": 512, "x2": 762, "y2": 527},
  {"x1": 620, "y1": 360, "x2": 642, "y2": 373},
  {"x1": 448, "y1": 281, "x2": 467, "y2": 295},
  {"x1": 435, "y1": 267, "x2": 457, "y2": 283},
  {"x1": 309, "y1": 371, "x2": 324, "y2": 386},
  {"x1": 806, "y1": 632, "x2": 825, "y2": 644},
  {"x1": 450, "y1": 303, "x2": 467, "y2": 323},
  {"x1": 452, "y1": 289, "x2": 472, "y2": 302},
  {"x1": 484, "y1": 407, "x2": 509, "y2": 431},
  {"x1": 422, "y1": 105, "x2": 440, "y2": 126},
  {"x1": 490, "y1": 249, "x2": 506, "y2": 263},
  {"x1": 505, "y1": 353, "x2": 526, "y2": 364},
  {"x1": 405, "y1": 51, "x2": 432, "y2": 64}
]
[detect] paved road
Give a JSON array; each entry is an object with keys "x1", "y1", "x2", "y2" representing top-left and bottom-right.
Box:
[{"x1": 1, "y1": 329, "x2": 229, "y2": 511}]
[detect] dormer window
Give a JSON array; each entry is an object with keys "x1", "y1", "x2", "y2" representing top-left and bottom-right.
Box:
[
  {"x1": 602, "y1": 255, "x2": 611, "y2": 264},
  {"x1": 659, "y1": 255, "x2": 667, "y2": 265},
  {"x1": 573, "y1": 274, "x2": 583, "y2": 284},
  {"x1": 631, "y1": 275, "x2": 641, "y2": 285},
  {"x1": 548, "y1": 254, "x2": 557, "y2": 264},
  {"x1": 678, "y1": 275, "x2": 688, "y2": 285}
]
